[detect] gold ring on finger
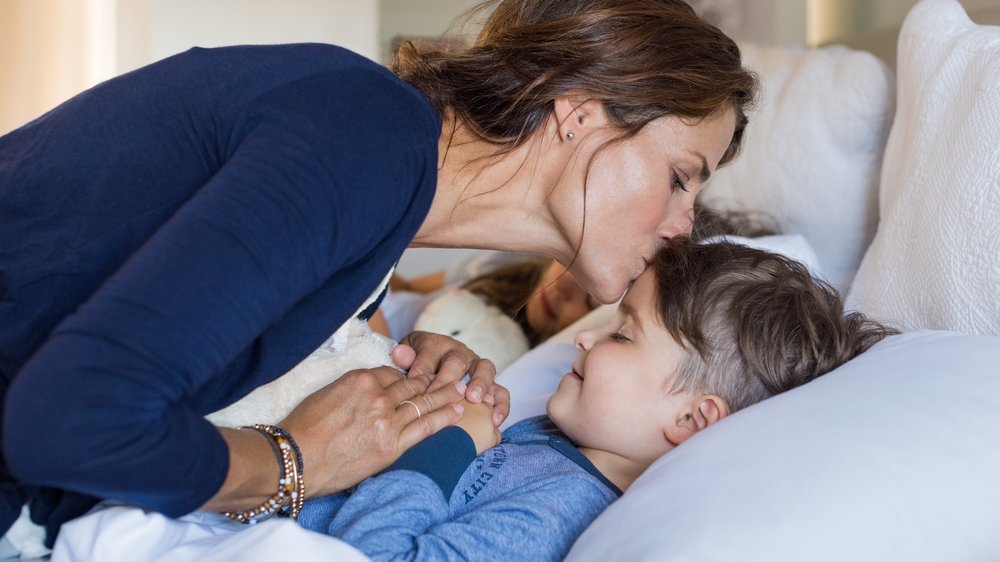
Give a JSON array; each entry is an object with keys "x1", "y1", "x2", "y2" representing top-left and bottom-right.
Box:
[{"x1": 398, "y1": 400, "x2": 421, "y2": 418}]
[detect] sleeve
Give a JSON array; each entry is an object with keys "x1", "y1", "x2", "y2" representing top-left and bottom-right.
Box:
[
  {"x1": 327, "y1": 456, "x2": 613, "y2": 561},
  {"x1": 1, "y1": 69, "x2": 439, "y2": 516}
]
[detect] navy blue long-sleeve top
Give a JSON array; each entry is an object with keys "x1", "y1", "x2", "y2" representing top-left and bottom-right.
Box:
[{"x1": 0, "y1": 44, "x2": 440, "y2": 543}]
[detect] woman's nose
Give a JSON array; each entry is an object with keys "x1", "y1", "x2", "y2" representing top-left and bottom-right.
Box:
[{"x1": 657, "y1": 201, "x2": 696, "y2": 240}]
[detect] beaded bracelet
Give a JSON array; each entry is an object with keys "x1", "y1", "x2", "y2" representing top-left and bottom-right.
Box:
[
  {"x1": 256, "y1": 424, "x2": 305, "y2": 519},
  {"x1": 222, "y1": 424, "x2": 305, "y2": 524},
  {"x1": 261, "y1": 425, "x2": 306, "y2": 518}
]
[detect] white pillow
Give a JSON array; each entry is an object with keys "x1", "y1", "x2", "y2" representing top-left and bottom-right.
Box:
[
  {"x1": 497, "y1": 234, "x2": 824, "y2": 429},
  {"x1": 846, "y1": 0, "x2": 1000, "y2": 336},
  {"x1": 699, "y1": 42, "x2": 895, "y2": 292},
  {"x1": 567, "y1": 330, "x2": 1000, "y2": 561}
]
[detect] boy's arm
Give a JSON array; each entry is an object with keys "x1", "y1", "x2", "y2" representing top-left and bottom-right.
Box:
[{"x1": 322, "y1": 440, "x2": 615, "y2": 562}]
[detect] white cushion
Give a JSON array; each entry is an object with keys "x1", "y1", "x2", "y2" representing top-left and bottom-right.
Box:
[
  {"x1": 846, "y1": 0, "x2": 1000, "y2": 336},
  {"x1": 566, "y1": 330, "x2": 1000, "y2": 562},
  {"x1": 699, "y1": 43, "x2": 895, "y2": 291}
]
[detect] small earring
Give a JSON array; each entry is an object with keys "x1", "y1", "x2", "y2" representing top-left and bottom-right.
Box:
[{"x1": 565, "y1": 131, "x2": 575, "y2": 141}]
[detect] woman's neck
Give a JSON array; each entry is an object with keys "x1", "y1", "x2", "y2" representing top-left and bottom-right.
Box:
[{"x1": 412, "y1": 115, "x2": 572, "y2": 261}]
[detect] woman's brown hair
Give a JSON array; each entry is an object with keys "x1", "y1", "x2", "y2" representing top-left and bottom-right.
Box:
[
  {"x1": 392, "y1": 0, "x2": 757, "y2": 166},
  {"x1": 653, "y1": 237, "x2": 897, "y2": 413}
]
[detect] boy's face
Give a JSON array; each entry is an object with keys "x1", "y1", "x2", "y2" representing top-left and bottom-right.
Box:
[{"x1": 547, "y1": 267, "x2": 700, "y2": 463}]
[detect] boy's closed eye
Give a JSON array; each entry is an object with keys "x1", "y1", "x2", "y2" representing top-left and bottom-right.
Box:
[{"x1": 609, "y1": 331, "x2": 631, "y2": 343}]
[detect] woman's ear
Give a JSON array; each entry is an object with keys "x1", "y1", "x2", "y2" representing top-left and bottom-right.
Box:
[{"x1": 553, "y1": 93, "x2": 609, "y2": 141}]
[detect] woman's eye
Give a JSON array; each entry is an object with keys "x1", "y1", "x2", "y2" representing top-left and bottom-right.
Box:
[{"x1": 670, "y1": 170, "x2": 689, "y2": 193}]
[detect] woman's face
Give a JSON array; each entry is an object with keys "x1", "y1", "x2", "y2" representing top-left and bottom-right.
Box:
[
  {"x1": 553, "y1": 108, "x2": 737, "y2": 304},
  {"x1": 525, "y1": 261, "x2": 597, "y2": 340}
]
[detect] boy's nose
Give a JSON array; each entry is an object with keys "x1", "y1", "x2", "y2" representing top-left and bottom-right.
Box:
[{"x1": 574, "y1": 327, "x2": 596, "y2": 351}]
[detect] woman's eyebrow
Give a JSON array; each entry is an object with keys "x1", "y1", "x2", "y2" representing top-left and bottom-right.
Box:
[{"x1": 687, "y1": 150, "x2": 711, "y2": 183}]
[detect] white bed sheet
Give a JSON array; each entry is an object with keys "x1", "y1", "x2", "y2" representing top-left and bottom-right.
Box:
[{"x1": 51, "y1": 507, "x2": 370, "y2": 562}]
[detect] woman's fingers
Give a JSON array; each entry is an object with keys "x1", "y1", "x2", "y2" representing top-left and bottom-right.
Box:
[
  {"x1": 390, "y1": 343, "x2": 417, "y2": 371},
  {"x1": 486, "y1": 383, "x2": 511, "y2": 427},
  {"x1": 393, "y1": 380, "x2": 465, "y2": 427},
  {"x1": 428, "y1": 350, "x2": 480, "y2": 391},
  {"x1": 398, "y1": 398, "x2": 464, "y2": 451},
  {"x1": 397, "y1": 331, "x2": 496, "y2": 395},
  {"x1": 398, "y1": 331, "x2": 475, "y2": 380},
  {"x1": 463, "y1": 358, "x2": 497, "y2": 405}
]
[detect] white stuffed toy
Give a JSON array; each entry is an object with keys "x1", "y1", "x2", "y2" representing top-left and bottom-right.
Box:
[
  {"x1": 206, "y1": 318, "x2": 396, "y2": 428},
  {"x1": 414, "y1": 288, "x2": 529, "y2": 374}
]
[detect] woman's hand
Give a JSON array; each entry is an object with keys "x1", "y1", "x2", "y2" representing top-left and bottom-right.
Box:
[
  {"x1": 277, "y1": 365, "x2": 466, "y2": 497},
  {"x1": 454, "y1": 398, "x2": 502, "y2": 455},
  {"x1": 393, "y1": 331, "x2": 510, "y2": 427}
]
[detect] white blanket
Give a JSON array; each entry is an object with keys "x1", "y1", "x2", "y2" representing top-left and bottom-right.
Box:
[{"x1": 51, "y1": 507, "x2": 369, "y2": 562}]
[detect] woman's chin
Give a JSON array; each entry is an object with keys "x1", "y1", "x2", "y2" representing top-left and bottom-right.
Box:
[
  {"x1": 589, "y1": 280, "x2": 627, "y2": 305},
  {"x1": 572, "y1": 263, "x2": 629, "y2": 304}
]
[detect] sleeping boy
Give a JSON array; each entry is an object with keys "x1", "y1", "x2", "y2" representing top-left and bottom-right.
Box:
[{"x1": 296, "y1": 237, "x2": 895, "y2": 561}]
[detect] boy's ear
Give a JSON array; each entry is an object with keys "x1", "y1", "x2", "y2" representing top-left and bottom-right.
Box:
[
  {"x1": 553, "y1": 93, "x2": 608, "y2": 140},
  {"x1": 669, "y1": 395, "x2": 730, "y2": 445}
]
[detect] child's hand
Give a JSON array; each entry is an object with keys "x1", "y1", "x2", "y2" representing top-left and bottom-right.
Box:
[{"x1": 454, "y1": 399, "x2": 501, "y2": 454}]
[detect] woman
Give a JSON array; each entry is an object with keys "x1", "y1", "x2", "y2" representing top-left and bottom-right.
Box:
[{"x1": 0, "y1": 0, "x2": 755, "y2": 545}]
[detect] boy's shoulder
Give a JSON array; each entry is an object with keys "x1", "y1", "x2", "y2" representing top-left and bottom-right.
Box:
[
  {"x1": 501, "y1": 415, "x2": 563, "y2": 442},
  {"x1": 500, "y1": 416, "x2": 622, "y2": 496}
]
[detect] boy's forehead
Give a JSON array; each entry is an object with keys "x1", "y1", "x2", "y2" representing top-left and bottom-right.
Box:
[{"x1": 620, "y1": 267, "x2": 658, "y2": 309}]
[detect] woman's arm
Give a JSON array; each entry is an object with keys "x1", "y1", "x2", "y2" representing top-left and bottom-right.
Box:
[
  {"x1": 204, "y1": 369, "x2": 466, "y2": 512},
  {"x1": 2, "y1": 69, "x2": 450, "y2": 516}
]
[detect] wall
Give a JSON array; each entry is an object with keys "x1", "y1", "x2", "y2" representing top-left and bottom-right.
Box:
[
  {"x1": 0, "y1": 0, "x2": 377, "y2": 134},
  {"x1": 113, "y1": 0, "x2": 376, "y2": 77},
  {"x1": 809, "y1": 0, "x2": 1000, "y2": 44},
  {"x1": 0, "y1": 0, "x2": 115, "y2": 134},
  {"x1": 379, "y1": 0, "x2": 480, "y2": 62}
]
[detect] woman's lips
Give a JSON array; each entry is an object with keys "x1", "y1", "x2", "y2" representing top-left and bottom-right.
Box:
[{"x1": 570, "y1": 369, "x2": 583, "y2": 381}]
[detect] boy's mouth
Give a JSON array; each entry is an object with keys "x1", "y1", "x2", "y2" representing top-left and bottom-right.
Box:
[{"x1": 569, "y1": 369, "x2": 583, "y2": 381}]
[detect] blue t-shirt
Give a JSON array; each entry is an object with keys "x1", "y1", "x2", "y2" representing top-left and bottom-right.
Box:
[{"x1": 0, "y1": 43, "x2": 440, "y2": 543}]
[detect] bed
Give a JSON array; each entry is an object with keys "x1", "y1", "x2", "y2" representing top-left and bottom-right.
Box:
[{"x1": 18, "y1": 0, "x2": 1000, "y2": 559}]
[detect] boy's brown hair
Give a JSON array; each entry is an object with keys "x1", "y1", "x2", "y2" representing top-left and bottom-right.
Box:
[{"x1": 653, "y1": 237, "x2": 896, "y2": 413}]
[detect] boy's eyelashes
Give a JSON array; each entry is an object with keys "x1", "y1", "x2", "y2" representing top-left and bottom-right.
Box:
[{"x1": 609, "y1": 331, "x2": 631, "y2": 343}]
